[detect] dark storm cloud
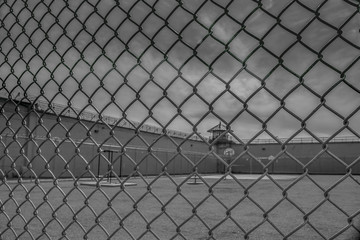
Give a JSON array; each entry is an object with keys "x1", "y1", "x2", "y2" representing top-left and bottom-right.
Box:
[{"x1": 1, "y1": 0, "x2": 359, "y2": 138}]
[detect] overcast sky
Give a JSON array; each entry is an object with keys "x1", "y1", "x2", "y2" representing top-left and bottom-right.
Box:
[{"x1": 0, "y1": 0, "x2": 359, "y2": 140}]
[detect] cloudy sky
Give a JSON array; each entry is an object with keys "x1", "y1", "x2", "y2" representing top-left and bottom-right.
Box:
[{"x1": 0, "y1": 0, "x2": 359, "y2": 140}]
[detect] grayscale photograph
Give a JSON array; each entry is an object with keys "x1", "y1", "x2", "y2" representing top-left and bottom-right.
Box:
[{"x1": 0, "y1": 0, "x2": 359, "y2": 239}]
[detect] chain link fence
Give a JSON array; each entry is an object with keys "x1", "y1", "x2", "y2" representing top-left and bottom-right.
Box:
[{"x1": 1, "y1": 0, "x2": 360, "y2": 239}]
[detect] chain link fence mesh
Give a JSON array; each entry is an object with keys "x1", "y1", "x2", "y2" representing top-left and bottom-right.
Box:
[{"x1": 1, "y1": 0, "x2": 360, "y2": 239}]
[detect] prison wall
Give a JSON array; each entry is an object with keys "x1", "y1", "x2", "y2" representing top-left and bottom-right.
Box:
[
  {"x1": 231, "y1": 142, "x2": 360, "y2": 175},
  {"x1": 27, "y1": 112, "x2": 217, "y2": 178},
  {"x1": 0, "y1": 99, "x2": 32, "y2": 178},
  {"x1": 1, "y1": 98, "x2": 360, "y2": 178},
  {"x1": 0, "y1": 98, "x2": 217, "y2": 178}
]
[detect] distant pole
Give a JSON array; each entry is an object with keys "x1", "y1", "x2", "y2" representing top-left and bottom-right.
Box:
[
  {"x1": 104, "y1": 150, "x2": 115, "y2": 183},
  {"x1": 108, "y1": 151, "x2": 113, "y2": 183},
  {"x1": 119, "y1": 151, "x2": 123, "y2": 178},
  {"x1": 98, "y1": 154, "x2": 101, "y2": 178}
]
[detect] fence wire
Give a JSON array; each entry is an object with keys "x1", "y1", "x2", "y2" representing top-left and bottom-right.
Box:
[{"x1": 1, "y1": 0, "x2": 360, "y2": 239}]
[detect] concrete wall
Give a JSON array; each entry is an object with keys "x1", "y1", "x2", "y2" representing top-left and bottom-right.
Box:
[
  {"x1": 1, "y1": 98, "x2": 359, "y2": 178},
  {"x1": 0, "y1": 98, "x2": 217, "y2": 178},
  {"x1": 26, "y1": 112, "x2": 217, "y2": 178},
  {"x1": 0, "y1": 99, "x2": 31, "y2": 177},
  {"x1": 229, "y1": 142, "x2": 360, "y2": 175}
]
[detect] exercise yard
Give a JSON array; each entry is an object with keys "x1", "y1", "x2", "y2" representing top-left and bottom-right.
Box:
[{"x1": 0, "y1": 174, "x2": 359, "y2": 240}]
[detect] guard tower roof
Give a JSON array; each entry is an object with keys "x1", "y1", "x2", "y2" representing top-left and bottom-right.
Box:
[{"x1": 207, "y1": 122, "x2": 231, "y2": 133}]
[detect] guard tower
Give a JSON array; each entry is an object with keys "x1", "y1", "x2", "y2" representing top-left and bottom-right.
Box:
[
  {"x1": 207, "y1": 122, "x2": 235, "y2": 173},
  {"x1": 207, "y1": 122, "x2": 233, "y2": 147}
]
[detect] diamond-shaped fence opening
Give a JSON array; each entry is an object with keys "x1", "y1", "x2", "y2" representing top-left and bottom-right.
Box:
[{"x1": 1, "y1": 0, "x2": 360, "y2": 239}]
